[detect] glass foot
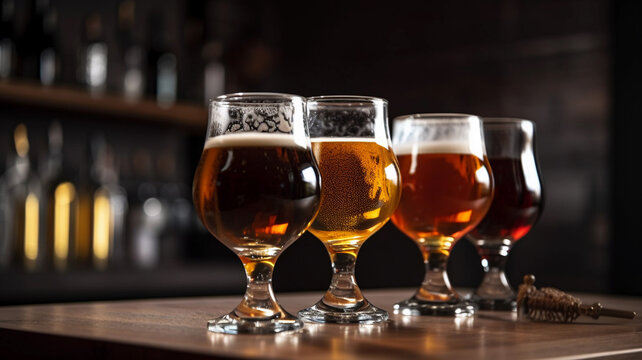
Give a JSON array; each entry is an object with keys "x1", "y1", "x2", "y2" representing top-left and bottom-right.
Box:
[
  {"x1": 207, "y1": 311, "x2": 303, "y2": 334},
  {"x1": 393, "y1": 297, "x2": 477, "y2": 317},
  {"x1": 298, "y1": 300, "x2": 388, "y2": 324},
  {"x1": 467, "y1": 294, "x2": 516, "y2": 311}
]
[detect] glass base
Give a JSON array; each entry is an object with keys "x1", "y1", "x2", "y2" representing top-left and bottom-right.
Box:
[
  {"x1": 468, "y1": 294, "x2": 516, "y2": 311},
  {"x1": 393, "y1": 297, "x2": 477, "y2": 317},
  {"x1": 207, "y1": 311, "x2": 303, "y2": 334},
  {"x1": 298, "y1": 300, "x2": 388, "y2": 324}
]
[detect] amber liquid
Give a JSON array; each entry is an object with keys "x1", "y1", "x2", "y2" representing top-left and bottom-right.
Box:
[
  {"x1": 391, "y1": 152, "x2": 493, "y2": 253},
  {"x1": 192, "y1": 142, "x2": 321, "y2": 261},
  {"x1": 308, "y1": 139, "x2": 401, "y2": 253},
  {"x1": 468, "y1": 157, "x2": 542, "y2": 242}
]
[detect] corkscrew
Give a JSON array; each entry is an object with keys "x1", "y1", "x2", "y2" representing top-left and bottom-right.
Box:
[{"x1": 516, "y1": 274, "x2": 638, "y2": 323}]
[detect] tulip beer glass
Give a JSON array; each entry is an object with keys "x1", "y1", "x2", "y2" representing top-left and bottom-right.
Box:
[
  {"x1": 467, "y1": 118, "x2": 543, "y2": 310},
  {"x1": 192, "y1": 93, "x2": 321, "y2": 333},
  {"x1": 391, "y1": 114, "x2": 494, "y2": 316},
  {"x1": 298, "y1": 96, "x2": 401, "y2": 324}
]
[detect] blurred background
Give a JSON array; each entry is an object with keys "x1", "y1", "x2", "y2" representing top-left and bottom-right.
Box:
[{"x1": 1, "y1": 0, "x2": 640, "y2": 305}]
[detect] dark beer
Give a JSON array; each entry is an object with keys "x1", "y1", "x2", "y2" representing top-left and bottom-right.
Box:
[
  {"x1": 391, "y1": 142, "x2": 493, "y2": 252},
  {"x1": 192, "y1": 133, "x2": 321, "y2": 261},
  {"x1": 468, "y1": 157, "x2": 542, "y2": 242},
  {"x1": 308, "y1": 138, "x2": 401, "y2": 253}
]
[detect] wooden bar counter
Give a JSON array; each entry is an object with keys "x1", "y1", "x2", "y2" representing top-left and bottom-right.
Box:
[{"x1": 1, "y1": 288, "x2": 641, "y2": 359}]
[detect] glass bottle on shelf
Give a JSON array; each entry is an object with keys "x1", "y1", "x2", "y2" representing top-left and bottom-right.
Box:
[
  {"x1": 118, "y1": 0, "x2": 144, "y2": 101},
  {"x1": 75, "y1": 135, "x2": 128, "y2": 271},
  {"x1": 38, "y1": 0, "x2": 57, "y2": 86},
  {"x1": 7, "y1": 124, "x2": 46, "y2": 272},
  {"x1": 146, "y1": 13, "x2": 176, "y2": 107},
  {"x1": 41, "y1": 122, "x2": 79, "y2": 272},
  {"x1": 80, "y1": 13, "x2": 108, "y2": 95},
  {"x1": 16, "y1": 0, "x2": 54, "y2": 81},
  {"x1": 0, "y1": 0, "x2": 15, "y2": 79},
  {"x1": 90, "y1": 135, "x2": 128, "y2": 270},
  {"x1": 128, "y1": 148, "x2": 165, "y2": 269},
  {"x1": 202, "y1": 40, "x2": 225, "y2": 104},
  {"x1": 0, "y1": 124, "x2": 24, "y2": 268},
  {"x1": 157, "y1": 149, "x2": 191, "y2": 266}
]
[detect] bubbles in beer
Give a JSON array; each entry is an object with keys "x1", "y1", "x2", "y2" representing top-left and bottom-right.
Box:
[{"x1": 309, "y1": 138, "x2": 400, "y2": 251}]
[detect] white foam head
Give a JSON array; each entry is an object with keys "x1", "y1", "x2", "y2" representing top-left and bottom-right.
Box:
[
  {"x1": 393, "y1": 140, "x2": 482, "y2": 157},
  {"x1": 204, "y1": 133, "x2": 305, "y2": 149},
  {"x1": 311, "y1": 136, "x2": 390, "y2": 148}
]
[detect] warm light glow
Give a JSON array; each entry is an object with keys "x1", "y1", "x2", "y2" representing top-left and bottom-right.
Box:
[
  {"x1": 256, "y1": 223, "x2": 289, "y2": 235},
  {"x1": 14, "y1": 124, "x2": 29, "y2": 157},
  {"x1": 454, "y1": 209, "x2": 472, "y2": 222},
  {"x1": 54, "y1": 182, "x2": 76, "y2": 264},
  {"x1": 24, "y1": 193, "x2": 39, "y2": 261},
  {"x1": 362, "y1": 208, "x2": 381, "y2": 219},
  {"x1": 93, "y1": 189, "x2": 111, "y2": 267},
  {"x1": 254, "y1": 215, "x2": 289, "y2": 235}
]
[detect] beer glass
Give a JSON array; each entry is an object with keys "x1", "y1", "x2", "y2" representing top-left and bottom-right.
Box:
[
  {"x1": 192, "y1": 93, "x2": 321, "y2": 334},
  {"x1": 298, "y1": 96, "x2": 401, "y2": 324},
  {"x1": 391, "y1": 114, "x2": 494, "y2": 316},
  {"x1": 466, "y1": 118, "x2": 543, "y2": 310}
]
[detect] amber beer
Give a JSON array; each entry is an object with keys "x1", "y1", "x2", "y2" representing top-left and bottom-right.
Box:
[
  {"x1": 391, "y1": 141, "x2": 493, "y2": 252},
  {"x1": 192, "y1": 133, "x2": 321, "y2": 260},
  {"x1": 308, "y1": 138, "x2": 401, "y2": 252}
]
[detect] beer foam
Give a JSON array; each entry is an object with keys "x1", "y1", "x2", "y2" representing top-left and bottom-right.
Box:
[
  {"x1": 204, "y1": 133, "x2": 305, "y2": 149},
  {"x1": 311, "y1": 137, "x2": 379, "y2": 143},
  {"x1": 311, "y1": 136, "x2": 391, "y2": 148},
  {"x1": 393, "y1": 141, "x2": 480, "y2": 156}
]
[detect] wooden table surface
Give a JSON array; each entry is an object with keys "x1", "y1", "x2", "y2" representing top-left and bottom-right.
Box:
[{"x1": 0, "y1": 288, "x2": 641, "y2": 359}]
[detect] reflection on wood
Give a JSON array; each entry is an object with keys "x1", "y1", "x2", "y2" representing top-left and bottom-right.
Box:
[{"x1": 0, "y1": 288, "x2": 640, "y2": 359}]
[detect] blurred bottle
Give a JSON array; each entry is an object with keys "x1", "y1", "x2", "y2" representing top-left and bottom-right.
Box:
[
  {"x1": 79, "y1": 13, "x2": 108, "y2": 95},
  {"x1": 38, "y1": 0, "x2": 57, "y2": 86},
  {"x1": 0, "y1": 0, "x2": 15, "y2": 79},
  {"x1": 41, "y1": 122, "x2": 79, "y2": 271},
  {"x1": 0, "y1": 124, "x2": 25, "y2": 268},
  {"x1": 129, "y1": 149, "x2": 164, "y2": 268},
  {"x1": 5, "y1": 124, "x2": 46, "y2": 271},
  {"x1": 157, "y1": 150, "x2": 191, "y2": 266},
  {"x1": 75, "y1": 135, "x2": 128, "y2": 271},
  {"x1": 118, "y1": 0, "x2": 144, "y2": 101},
  {"x1": 146, "y1": 13, "x2": 176, "y2": 107},
  {"x1": 16, "y1": 0, "x2": 55, "y2": 82},
  {"x1": 202, "y1": 40, "x2": 225, "y2": 104}
]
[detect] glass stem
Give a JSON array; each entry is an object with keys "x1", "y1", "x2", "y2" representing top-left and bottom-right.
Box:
[
  {"x1": 415, "y1": 246, "x2": 458, "y2": 302},
  {"x1": 322, "y1": 249, "x2": 365, "y2": 309},
  {"x1": 234, "y1": 259, "x2": 282, "y2": 319},
  {"x1": 475, "y1": 243, "x2": 513, "y2": 299}
]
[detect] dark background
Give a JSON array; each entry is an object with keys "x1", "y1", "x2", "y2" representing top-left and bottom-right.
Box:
[{"x1": 1, "y1": 0, "x2": 640, "y2": 305}]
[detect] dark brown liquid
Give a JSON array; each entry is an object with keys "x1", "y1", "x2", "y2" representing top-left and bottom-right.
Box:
[
  {"x1": 192, "y1": 143, "x2": 321, "y2": 260},
  {"x1": 468, "y1": 157, "x2": 542, "y2": 242}
]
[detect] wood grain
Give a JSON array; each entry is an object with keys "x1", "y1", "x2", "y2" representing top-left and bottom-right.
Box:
[{"x1": 0, "y1": 288, "x2": 640, "y2": 359}]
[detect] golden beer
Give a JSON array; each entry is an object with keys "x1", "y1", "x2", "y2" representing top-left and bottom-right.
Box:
[
  {"x1": 193, "y1": 133, "x2": 321, "y2": 262},
  {"x1": 308, "y1": 138, "x2": 401, "y2": 253},
  {"x1": 391, "y1": 142, "x2": 493, "y2": 256}
]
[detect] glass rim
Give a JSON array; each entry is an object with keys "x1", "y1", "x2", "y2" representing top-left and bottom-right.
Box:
[
  {"x1": 482, "y1": 117, "x2": 534, "y2": 125},
  {"x1": 307, "y1": 95, "x2": 388, "y2": 106},
  {"x1": 393, "y1": 113, "x2": 480, "y2": 122},
  {"x1": 210, "y1": 92, "x2": 305, "y2": 106}
]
